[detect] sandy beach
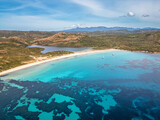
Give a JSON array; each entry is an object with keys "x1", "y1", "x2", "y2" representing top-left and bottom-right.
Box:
[{"x1": 0, "y1": 49, "x2": 118, "y2": 76}]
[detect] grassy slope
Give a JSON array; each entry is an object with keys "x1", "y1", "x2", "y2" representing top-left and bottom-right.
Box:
[
  {"x1": 0, "y1": 37, "x2": 72, "y2": 71},
  {"x1": 32, "y1": 32, "x2": 86, "y2": 47},
  {"x1": 33, "y1": 31, "x2": 160, "y2": 52},
  {"x1": 81, "y1": 32, "x2": 160, "y2": 52}
]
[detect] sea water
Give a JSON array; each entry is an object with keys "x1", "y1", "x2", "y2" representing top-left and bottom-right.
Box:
[{"x1": 0, "y1": 51, "x2": 160, "y2": 120}]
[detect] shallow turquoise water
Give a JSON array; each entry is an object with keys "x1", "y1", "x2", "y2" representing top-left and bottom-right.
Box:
[
  {"x1": 2, "y1": 51, "x2": 155, "y2": 82},
  {"x1": 2, "y1": 51, "x2": 159, "y2": 84},
  {"x1": 0, "y1": 50, "x2": 160, "y2": 120}
]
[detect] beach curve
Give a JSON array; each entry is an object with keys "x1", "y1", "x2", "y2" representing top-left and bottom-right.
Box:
[{"x1": 0, "y1": 49, "x2": 118, "y2": 77}]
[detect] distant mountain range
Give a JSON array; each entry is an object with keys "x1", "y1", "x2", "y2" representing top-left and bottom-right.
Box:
[{"x1": 63, "y1": 26, "x2": 160, "y2": 32}]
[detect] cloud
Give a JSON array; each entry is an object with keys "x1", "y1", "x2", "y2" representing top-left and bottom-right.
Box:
[
  {"x1": 127, "y1": 12, "x2": 135, "y2": 17},
  {"x1": 142, "y1": 14, "x2": 150, "y2": 17},
  {"x1": 0, "y1": 5, "x2": 28, "y2": 11},
  {"x1": 69, "y1": 0, "x2": 121, "y2": 18},
  {"x1": 120, "y1": 0, "x2": 160, "y2": 22},
  {"x1": 0, "y1": 15, "x2": 112, "y2": 31},
  {"x1": 72, "y1": 25, "x2": 77, "y2": 28},
  {"x1": 0, "y1": 1, "x2": 35, "y2": 11},
  {"x1": 72, "y1": 24, "x2": 84, "y2": 28},
  {"x1": 0, "y1": 15, "x2": 77, "y2": 31},
  {"x1": 119, "y1": 12, "x2": 135, "y2": 18},
  {"x1": 0, "y1": 0, "x2": 160, "y2": 30},
  {"x1": 1, "y1": 14, "x2": 143, "y2": 31},
  {"x1": 0, "y1": 0, "x2": 55, "y2": 14}
]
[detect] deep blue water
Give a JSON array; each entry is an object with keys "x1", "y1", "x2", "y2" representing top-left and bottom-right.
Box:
[
  {"x1": 28, "y1": 45, "x2": 92, "y2": 53},
  {"x1": 0, "y1": 51, "x2": 160, "y2": 120}
]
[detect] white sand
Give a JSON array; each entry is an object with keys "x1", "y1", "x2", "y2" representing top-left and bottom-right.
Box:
[{"x1": 0, "y1": 49, "x2": 118, "y2": 76}]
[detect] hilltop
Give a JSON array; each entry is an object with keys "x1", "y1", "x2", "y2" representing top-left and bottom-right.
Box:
[
  {"x1": 32, "y1": 32, "x2": 86, "y2": 47},
  {"x1": 0, "y1": 30, "x2": 54, "y2": 39}
]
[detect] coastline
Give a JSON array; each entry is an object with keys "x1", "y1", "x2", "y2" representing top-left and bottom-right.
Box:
[{"x1": 0, "y1": 49, "x2": 118, "y2": 77}]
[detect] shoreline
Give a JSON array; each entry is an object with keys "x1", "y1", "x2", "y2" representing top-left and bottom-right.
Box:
[{"x1": 0, "y1": 49, "x2": 118, "y2": 77}]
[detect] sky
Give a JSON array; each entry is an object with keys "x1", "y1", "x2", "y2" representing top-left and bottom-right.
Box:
[{"x1": 0, "y1": 0, "x2": 160, "y2": 31}]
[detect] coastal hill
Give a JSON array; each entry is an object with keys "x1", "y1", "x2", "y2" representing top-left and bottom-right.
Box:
[
  {"x1": 0, "y1": 30, "x2": 54, "y2": 39},
  {"x1": 0, "y1": 32, "x2": 72, "y2": 71},
  {"x1": 31, "y1": 31, "x2": 160, "y2": 52},
  {"x1": 32, "y1": 32, "x2": 86, "y2": 47}
]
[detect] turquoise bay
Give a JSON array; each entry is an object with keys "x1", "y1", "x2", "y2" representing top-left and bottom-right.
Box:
[{"x1": 1, "y1": 51, "x2": 159, "y2": 86}]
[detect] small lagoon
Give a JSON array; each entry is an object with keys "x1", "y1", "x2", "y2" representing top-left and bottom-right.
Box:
[
  {"x1": 0, "y1": 50, "x2": 160, "y2": 120},
  {"x1": 28, "y1": 45, "x2": 92, "y2": 53}
]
